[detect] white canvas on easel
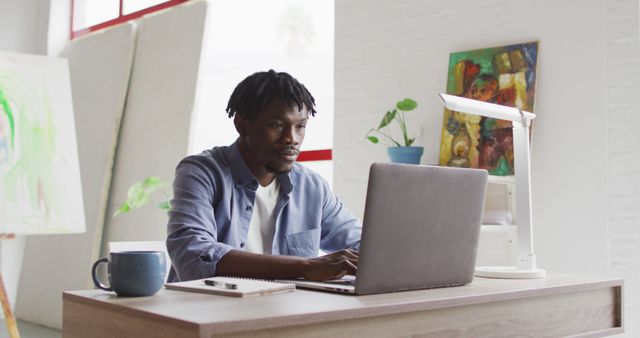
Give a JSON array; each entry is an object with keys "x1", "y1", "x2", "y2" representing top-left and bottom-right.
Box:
[
  {"x1": 0, "y1": 52, "x2": 86, "y2": 337},
  {"x1": 0, "y1": 52, "x2": 85, "y2": 234}
]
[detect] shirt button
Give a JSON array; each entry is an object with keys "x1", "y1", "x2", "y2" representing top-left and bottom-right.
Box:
[
  {"x1": 245, "y1": 206, "x2": 252, "y2": 211},
  {"x1": 240, "y1": 242, "x2": 245, "y2": 248}
]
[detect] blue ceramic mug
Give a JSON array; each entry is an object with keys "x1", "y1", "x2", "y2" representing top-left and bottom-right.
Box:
[{"x1": 92, "y1": 251, "x2": 166, "y2": 297}]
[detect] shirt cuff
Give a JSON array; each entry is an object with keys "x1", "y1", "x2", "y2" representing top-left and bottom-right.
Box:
[{"x1": 199, "y1": 242, "x2": 235, "y2": 277}]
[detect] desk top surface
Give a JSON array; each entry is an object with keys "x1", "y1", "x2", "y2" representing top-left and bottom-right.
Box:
[{"x1": 64, "y1": 274, "x2": 622, "y2": 334}]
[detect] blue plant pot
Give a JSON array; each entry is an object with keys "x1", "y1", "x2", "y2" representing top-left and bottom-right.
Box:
[{"x1": 387, "y1": 146, "x2": 424, "y2": 164}]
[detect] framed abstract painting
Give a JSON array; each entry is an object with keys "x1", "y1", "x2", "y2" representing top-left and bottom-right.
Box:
[{"x1": 438, "y1": 42, "x2": 539, "y2": 176}]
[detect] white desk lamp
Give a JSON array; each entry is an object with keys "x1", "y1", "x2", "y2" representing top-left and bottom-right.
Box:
[{"x1": 438, "y1": 93, "x2": 546, "y2": 279}]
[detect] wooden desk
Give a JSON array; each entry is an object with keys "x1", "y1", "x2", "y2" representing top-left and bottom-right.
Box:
[{"x1": 63, "y1": 275, "x2": 623, "y2": 338}]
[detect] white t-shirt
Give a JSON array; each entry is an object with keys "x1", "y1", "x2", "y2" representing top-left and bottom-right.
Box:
[{"x1": 244, "y1": 178, "x2": 279, "y2": 254}]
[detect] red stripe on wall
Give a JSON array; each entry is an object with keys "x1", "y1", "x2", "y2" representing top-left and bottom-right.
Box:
[{"x1": 297, "y1": 149, "x2": 332, "y2": 162}]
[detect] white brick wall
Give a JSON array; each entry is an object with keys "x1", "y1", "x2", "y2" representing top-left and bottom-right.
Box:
[
  {"x1": 606, "y1": 0, "x2": 640, "y2": 334},
  {"x1": 336, "y1": 0, "x2": 638, "y2": 335}
]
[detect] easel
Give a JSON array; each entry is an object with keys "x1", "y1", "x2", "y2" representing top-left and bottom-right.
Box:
[{"x1": 0, "y1": 234, "x2": 20, "y2": 338}]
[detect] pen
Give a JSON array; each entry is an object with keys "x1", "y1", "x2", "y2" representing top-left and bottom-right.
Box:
[{"x1": 204, "y1": 279, "x2": 238, "y2": 289}]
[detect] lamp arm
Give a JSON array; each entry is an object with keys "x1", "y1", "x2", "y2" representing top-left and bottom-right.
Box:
[{"x1": 512, "y1": 119, "x2": 537, "y2": 270}]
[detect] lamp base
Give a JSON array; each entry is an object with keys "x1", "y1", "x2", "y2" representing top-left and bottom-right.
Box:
[{"x1": 475, "y1": 266, "x2": 546, "y2": 279}]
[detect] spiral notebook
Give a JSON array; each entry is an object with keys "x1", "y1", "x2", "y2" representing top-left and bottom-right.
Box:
[{"x1": 165, "y1": 277, "x2": 295, "y2": 297}]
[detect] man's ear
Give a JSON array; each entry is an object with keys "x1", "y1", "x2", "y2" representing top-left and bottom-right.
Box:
[{"x1": 234, "y1": 115, "x2": 249, "y2": 136}]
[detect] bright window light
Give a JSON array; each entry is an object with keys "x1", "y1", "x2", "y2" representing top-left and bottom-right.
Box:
[
  {"x1": 191, "y1": 0, "x2": 335, "y2": 184},
  {"x1": 191, "y1": 0, "x2": 334, "y2": 152},
  {"x1": 123, "y1": 0, "x2": 169, "y2": 15},
  {"x1": 72, "y1": 0, "x2": 119, "y2": 31}
]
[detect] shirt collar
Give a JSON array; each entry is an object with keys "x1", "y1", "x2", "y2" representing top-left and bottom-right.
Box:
[
  {"x1": 277, "y1": 171, "x2": 293, "y2": 196},
  {"x1": 224, "y1": 139, "x2": 294, "y2": 195}
]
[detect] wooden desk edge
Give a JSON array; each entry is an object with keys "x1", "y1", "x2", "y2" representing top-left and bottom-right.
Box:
[
  {"x1": 570, "y1": 327, "x2": 625, "y2": 338},
  {"x1": 207, "y1": 278, "x2": 624, "y2": 334},
  {"x1": 63, "y1": 277, "x2": 624, "y2": 336},
  {"x1": 62, "y1": 292, "x2": 200, "y2": 332}
]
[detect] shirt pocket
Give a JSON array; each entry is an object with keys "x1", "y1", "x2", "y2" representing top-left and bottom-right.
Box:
[{"x1": 285, "y1": 229, "x2": 320, "y2": 257}]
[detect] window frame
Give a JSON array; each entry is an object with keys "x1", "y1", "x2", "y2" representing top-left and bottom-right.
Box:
[{"x1": 70, "y1": 0, "x2": 190, "y2": 39}]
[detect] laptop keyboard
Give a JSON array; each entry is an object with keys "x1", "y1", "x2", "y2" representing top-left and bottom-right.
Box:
[{"x1": 324, "y1": 276, "x2": 356, "y2": 285}]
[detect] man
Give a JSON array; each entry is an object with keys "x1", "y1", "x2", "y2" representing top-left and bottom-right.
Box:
[{"x1": 166, "y1": 70, "x2": 361, "y2": 282}]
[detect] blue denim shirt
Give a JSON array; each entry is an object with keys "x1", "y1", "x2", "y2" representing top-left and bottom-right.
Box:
[{"x1": 166, "y1": 141, "x2": 362, "y2": 282}]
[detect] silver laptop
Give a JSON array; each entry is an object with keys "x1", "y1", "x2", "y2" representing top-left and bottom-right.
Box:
[{"x1": 281, "y1": 163, "x2": 488, "y2": 295}]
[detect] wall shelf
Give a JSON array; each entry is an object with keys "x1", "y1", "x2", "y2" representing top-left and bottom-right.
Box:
[
  {"x1": 478, "y1": 176, "x2": 517, "y2": 266},
  {"x1": 487, "y1": 175, "x2": 515, "y2": 185}
]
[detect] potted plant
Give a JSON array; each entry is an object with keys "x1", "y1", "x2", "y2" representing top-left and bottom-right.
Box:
[
  {"x1": 113, "y1": 176, "x2": 171, "y2": 217},
  {"x1": 365, "y1": 98, "x2": 423, "y2": 164}
]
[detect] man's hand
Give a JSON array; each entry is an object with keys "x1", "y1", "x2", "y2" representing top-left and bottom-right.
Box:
[
  {"x1": 301, "y1": 249, "x2": 358, "y2": 281},
  {"x1": 216, "y1": 249, "x2": 358, "y2": 281}
]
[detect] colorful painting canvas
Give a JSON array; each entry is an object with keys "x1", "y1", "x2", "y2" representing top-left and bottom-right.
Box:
[
  {"x1": 438, "y1": 42, "x2": 538, "y2": 175},
  {"x1": 0, "y1": 52, "x2": 85, "y2": 234}
]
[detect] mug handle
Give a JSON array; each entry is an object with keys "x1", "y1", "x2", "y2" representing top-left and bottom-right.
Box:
[{"x1": 91, "y1": 258, "x2": 113, "y2": 291}]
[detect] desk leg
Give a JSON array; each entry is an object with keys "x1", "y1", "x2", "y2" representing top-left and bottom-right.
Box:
[{"x1": 0, "y1": 272, "x2": 20, "y2": 338}]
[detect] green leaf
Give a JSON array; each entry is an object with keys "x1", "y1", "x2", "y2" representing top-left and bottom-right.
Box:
[
  {"x1": 396, "y1": 98, "x2": 417, "y2": 111},
  {"x1": 126, "y1": 182, "x2": 143, "y2": 199},
  {"x1": 142, "y1": 176, "x2": 164, "y2": 187},
  {"x1": 113, "y1": 202, "x2": 131, "y2": 218},
  {"x1": 125, "y1": 183, "x2": 147, "y2": 209},
  {"x1": 406, "y1": 138, "x2": 415, "y2": 146},
  {"x1": 367, "y1": 136, "x2": 379, "y2": 144},
  {"x1": 156, "y1": 200, "x2": 171, "y2": 210},
  {"x1": 113, "y1": 176, "x2": 170, "y2": 218},
  {"x1": 120, "y1": 203, "x2": 131, "y2": 212},
  {"x1": 131, "y1": 189, "x2": 152, "y2": 209},
  {"x1": 378, "y1": 110, "x2": 397, "y2": 129}
]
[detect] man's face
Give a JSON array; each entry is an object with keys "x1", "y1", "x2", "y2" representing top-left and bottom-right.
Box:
[{"x1": 237, "y1": 98, "x2": 309, "y2": 177}]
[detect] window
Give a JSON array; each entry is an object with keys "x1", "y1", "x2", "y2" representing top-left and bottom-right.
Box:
[
  {"x1": 71, "y1": 0, "x2": 188, "y2": 39},
  {"x1": 122, "y1": 0, "x2": 168, "y2": 15},
  {"x1": 189, "y1": 0, "x2": 335, "y2": 184}
]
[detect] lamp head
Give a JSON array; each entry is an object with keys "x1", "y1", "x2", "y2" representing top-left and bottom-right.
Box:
[{"x1": 438, "y1": 93, "x2": 536, "y2": 122}]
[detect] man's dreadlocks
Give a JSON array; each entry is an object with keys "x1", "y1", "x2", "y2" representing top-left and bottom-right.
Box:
[{"x1": 225, "y1": 70, "x2": 317, "y2": 119}]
